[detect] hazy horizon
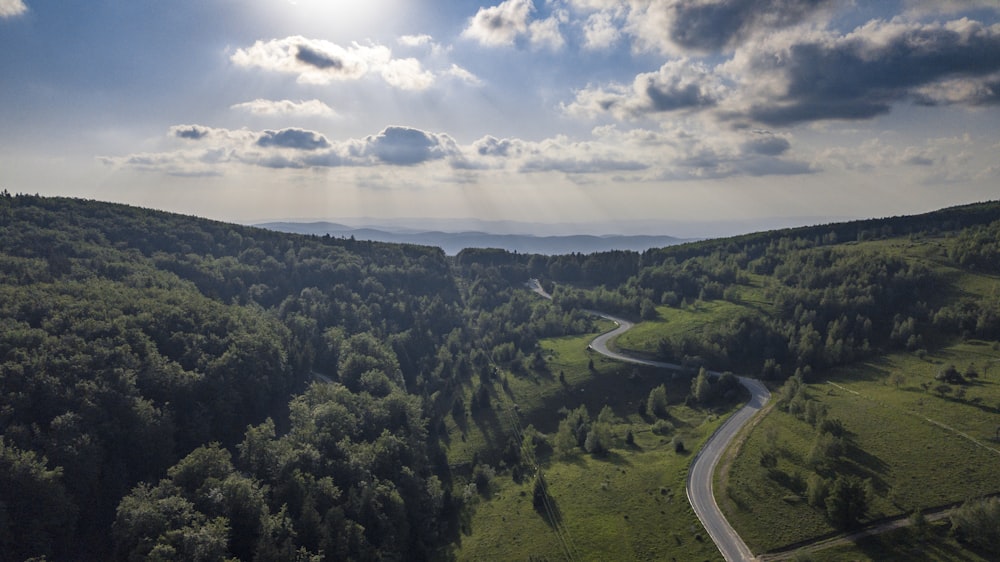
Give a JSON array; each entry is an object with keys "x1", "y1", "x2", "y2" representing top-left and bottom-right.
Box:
[{"x1": 251, "y1": 213, "x2": 861, "y2": 239}]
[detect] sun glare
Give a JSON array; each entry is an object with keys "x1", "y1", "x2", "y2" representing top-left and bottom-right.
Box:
[{"x1": 260, "y1": 0, "x2": 410, "y2": 40}]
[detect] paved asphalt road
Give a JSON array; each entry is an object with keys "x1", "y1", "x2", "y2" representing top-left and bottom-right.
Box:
[{"x1": 582, "y1": 305, "x2": 771, "y2": 562}]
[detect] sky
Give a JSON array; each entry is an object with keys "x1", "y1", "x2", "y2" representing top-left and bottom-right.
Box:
[{"x1": 1, "y1": 0, "x2": 999, "y2": 237}]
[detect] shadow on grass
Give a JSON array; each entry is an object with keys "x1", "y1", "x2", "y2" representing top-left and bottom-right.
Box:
[
  {"x1": 470, "y1": 402, "x2": 506, "y2": 462},
  {"x1": 767, "y1": 468, "x2": 806, "y2": 495},
  {"x1": 844, "y1": 442, "x2": 890, "y2": 475},
  {"x1": 828, "y1": 360, "x2": 891, "y2": 385},
  {"x1": 534, "y1": 491, "x2": 563, "y2": 528},
  {"x1": 593, "y1": 449, "x2": 633, "y2": 467}
]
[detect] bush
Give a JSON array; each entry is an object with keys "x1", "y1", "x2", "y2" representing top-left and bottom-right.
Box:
[
  {"x1": 759, "y1": 451, "x2": 778, "y2": 469},
  {"x1": 652, "y1": 419, "x2": 674, "y2": 436},
  {"x1": 472, "y1": 464, "x2": 495, "y2": 496},
  {"x1": 806, "y1": 473, "x2": 829, "y2": 508}
]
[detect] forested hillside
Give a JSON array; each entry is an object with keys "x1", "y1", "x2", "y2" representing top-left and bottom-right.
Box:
[
  {"x1": 2, "y1": 193, "x2": 1000, "y2": 561},
  {"x1": 0, "y1": 194, "x2": 472, "y2": 560}
]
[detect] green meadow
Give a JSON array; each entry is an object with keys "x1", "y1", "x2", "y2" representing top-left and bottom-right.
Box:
[
  {"x1": 721, "y1": 341, "x2": 1000, "y2": 554},
  {"x1": 447, "y1": 329, "x2": 739, "y2": 561}
]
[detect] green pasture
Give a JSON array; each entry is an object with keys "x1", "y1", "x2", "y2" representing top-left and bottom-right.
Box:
[
  {"x1": 616, "y1": 299, "x2": 762, "y2": 356},
  {"x1": 722, "y1": 341, "x2": 1000, "y2": 554}
]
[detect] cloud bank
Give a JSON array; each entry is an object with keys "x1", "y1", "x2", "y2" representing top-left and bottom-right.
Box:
[{"x1": 104, "y1": 121, "x2": 815, "y2": 183}]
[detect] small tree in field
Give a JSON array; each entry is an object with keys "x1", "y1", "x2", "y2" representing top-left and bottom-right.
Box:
[
  {"x1": 888, "y1": 372, "x2": 905, "y2": 388},
  {"x1": 825, "y1": 475, "x2": 870, "y2": 529},
  {"x1": 691, "y1": 368, "x2": 712, "y2": 404},
  {"x1": 647, "y1": 384, "x2": 669, "y2": 418}
]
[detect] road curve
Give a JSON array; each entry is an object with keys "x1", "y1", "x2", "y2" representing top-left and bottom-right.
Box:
[
  {"x1": 584, "y1": 309, "x2": 769, "y2": 561},
  {"x1": 528, "y1": 279, "x2": 770, "y2": 562}
]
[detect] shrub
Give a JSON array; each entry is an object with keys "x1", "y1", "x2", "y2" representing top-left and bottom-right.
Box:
[
  {"x1": 652, "y1": 419, "x2": 674, "y2": 436},
  {"x1": 472, "y1": 464, "x2": 495, "y2": 496},
  {"x1": 647, "y1": 384, "x2": 669, "y2": 418}
]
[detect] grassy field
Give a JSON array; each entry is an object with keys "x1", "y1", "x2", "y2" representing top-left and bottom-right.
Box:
[
  {"x1": 720, "y1": 341, "x2": 1000, "y2": 554},
  {"x1": 448, "y1": 328, "x2": 741, "y2": 561},
  {"x1": 616, "y1": 299, "x2": 762, "y2": 356}
]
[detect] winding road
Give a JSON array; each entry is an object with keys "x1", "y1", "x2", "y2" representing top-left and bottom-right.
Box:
[{"x1": 528, "y1": 280, "x2": 770, "y2": 561}]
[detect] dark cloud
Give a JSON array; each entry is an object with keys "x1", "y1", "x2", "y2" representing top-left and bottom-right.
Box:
[
  {"x1": 744, "y1": 20, "x2": 1000, "y2": 125},
  {"x1": 741, "y1": 133, "x2": 791, "y2": 156},
  {"x1": 668, "y1": 0, "x2": 834, "y2": 52},
  {"x1": 364, "y1": 127, "x2": 455, "y2": 165},
  {"x1": 295, "y1": 44, "x2": 343, "y2": 70},
  {"x1": 173, "y1": 125, "x2": 211, "y2": 140},
  {"x1": 567, "y1": 60, "x2": 725, "y2": 119},
  {"x1": 645, "y1": 78, "x2": 717, "y2": 111},
  {"x1": 904, "y1": 155, "x2": 934, "y2": 166},
  {"x1": 256, "y1": 128, "x2": 330, "y2": 150}
]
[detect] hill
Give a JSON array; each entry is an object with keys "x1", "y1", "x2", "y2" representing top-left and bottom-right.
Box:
[
  {"x1": 257, "y1": 220, "x2": 690, "y2": 255},
  {"x1": 2, "y1": 193, "x2": 1000, "y2": 561}
]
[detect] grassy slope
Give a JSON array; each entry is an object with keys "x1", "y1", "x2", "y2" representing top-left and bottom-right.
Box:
[
  {"x1": 616, "y1": 300, "x2": 760, "y2": 356},
  {"x1": 450, "y1": 329, "x2": 732, "y2": 561},
  {"x1": 615, "y1": 273, "x2": 773, "y2": 359},
  {"x1": 721, "y1": 234, "x2": 1000, "y2": 554}
]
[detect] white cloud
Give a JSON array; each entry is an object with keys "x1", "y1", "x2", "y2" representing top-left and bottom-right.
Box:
[
  {"x1": 445, "y1": 64, "x2": 482, "y2": 85},
  {"x1": 569, "y1": 0, "x2": 624, "y2": 11},
  {"x1": 0, "y1": 0, "x2": 27, "y2": 18},
  {"x1": 230, "y1": 99, "x2": 337, "y2": 117},
  {"x1": 231, "y1": 36, "x2": 436, "y2": 90},
  {"x1": 582, "y1": 11, "x2": 621, "y2": 50},
  {"x1": 462, "y1": 0, "x2": 534, "y2": 47},
  {"x1": 398, "y1": 34, "x2": 433, "y2": 47},
  {"x1": 379, "y1": 58, "x2": 436, "y2": 90},
  {"x1": 529, "y1": 12, "x2": 567, "y2": 50},
  {"x1": 461, "y1": 0, "x2": 566, "y2": 50}
]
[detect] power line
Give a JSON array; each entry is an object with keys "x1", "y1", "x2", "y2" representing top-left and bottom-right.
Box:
[{"x1": 484, "y1": 350, "x2": 579, "y2": 562}]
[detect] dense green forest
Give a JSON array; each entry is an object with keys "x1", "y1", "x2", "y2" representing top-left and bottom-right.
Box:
[{"x1": 2, "y1": 193, "x2": 1000, "y2": 561}]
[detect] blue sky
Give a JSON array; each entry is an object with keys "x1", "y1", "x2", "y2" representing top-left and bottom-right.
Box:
[{"x1": 2, "y1": 0, "x2": 999, "y2": 236}]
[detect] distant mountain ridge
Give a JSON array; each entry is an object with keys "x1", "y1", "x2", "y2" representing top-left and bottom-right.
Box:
[{"x1": 256, "y1": 221, "x2": 692, "y2": 255}]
